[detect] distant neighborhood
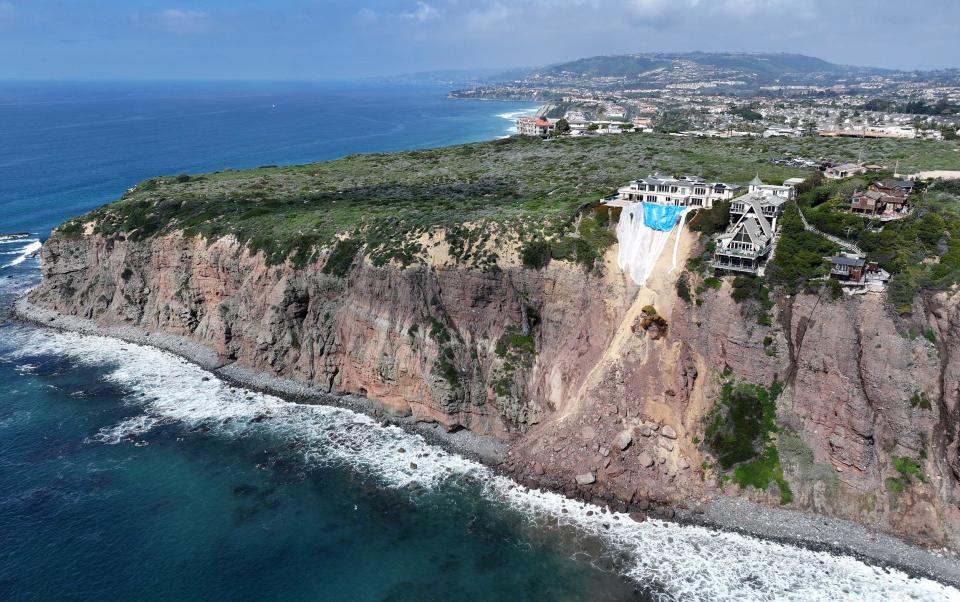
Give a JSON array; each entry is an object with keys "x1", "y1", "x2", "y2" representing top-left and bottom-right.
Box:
[{"x1": 489, "y1": 53, "x2": 960, "y2": 143}]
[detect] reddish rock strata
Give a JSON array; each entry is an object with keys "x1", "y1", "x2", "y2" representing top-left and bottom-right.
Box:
[{"x1": 29, "y1": 227, "x2": 960, "y2": 549}]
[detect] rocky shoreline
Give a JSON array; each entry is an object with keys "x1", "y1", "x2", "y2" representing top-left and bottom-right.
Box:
[{"x1": 13, "y1": 295, "x2": 960, "y2": 590}]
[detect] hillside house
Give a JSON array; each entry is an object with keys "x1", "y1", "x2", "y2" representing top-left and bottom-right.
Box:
[
  {"x1": 826, "y1": 254, "x2": 890, "y2": 289},
  {"x1": 712, "y1": 192, "x2": 786, "y2": 276},
  {"x1": 850, "y1": 190, "x2": 887, "y2": 215},
  {"x1": 850, "y1": 179, "x2": 914, "y2": 217},
  {"x1": 825, "y1": 163, "x2": 867, "y2": 179},
  {"x1": 870, "y1": 179, "x2": 914, "y2": 213},
  {"x1": 729, "y1": 176, "x2": 793, "y2": 220},
  {"x1": 516, "y1": 117, "x2": 558, "y2": 137},
  {"x1": 607, "y1": 175, "x2": 739, "y2": 209}
]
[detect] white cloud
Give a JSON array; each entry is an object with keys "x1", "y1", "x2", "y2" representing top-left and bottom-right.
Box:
[
  {"x1": 465, "y1": 2, "x2": 513, "y2": 30},
  {"x1": 356, "y1": 7, "x2": 379, "y2": 22},
  {"x1": 131, "y1": 8, "x2": 209, "y2": 35},
  {"x1": 629, "y1": 0, "x2": 816, "y2": 19},
  {"x1": 401, "y1": 1, "x2": 441, "y2": 22}
]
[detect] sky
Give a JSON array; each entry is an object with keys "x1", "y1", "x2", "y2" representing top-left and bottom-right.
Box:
[{"x1": 0, "y1": 0, "x2": 957, "y2": 80}]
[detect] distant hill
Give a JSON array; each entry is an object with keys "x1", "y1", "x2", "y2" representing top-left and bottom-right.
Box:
[{"x1": 528, "y1": 52, "x2": 890, "y2": 85}]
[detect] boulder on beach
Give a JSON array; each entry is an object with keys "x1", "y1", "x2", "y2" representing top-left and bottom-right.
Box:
[{"x1": 575, "y1": 472, "x2": 596, "y2": 485}]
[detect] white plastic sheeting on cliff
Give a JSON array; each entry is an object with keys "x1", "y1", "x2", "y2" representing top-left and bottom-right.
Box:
[{"x1": 616, "y1": 203, "x2": 693, "y2": 287}]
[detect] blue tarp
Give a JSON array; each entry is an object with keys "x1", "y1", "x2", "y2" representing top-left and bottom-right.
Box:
[{"x1": 642, "y1": 203, "x2": 689, "y2": 231}]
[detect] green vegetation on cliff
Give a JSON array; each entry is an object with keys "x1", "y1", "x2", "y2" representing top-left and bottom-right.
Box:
[
  {"x1": 768, "y1": 174, "x2": 960, "y2": 311},
  {"x1": 58, "y1": 133, "x2": 959, "y2": 271},
  {"x1": 705, "y1": 379, "x2": 793, "y2": 504}
]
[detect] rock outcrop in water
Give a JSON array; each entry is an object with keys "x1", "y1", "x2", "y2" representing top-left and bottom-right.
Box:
[{"x1": 28, "y1": 224, "x2": 960, "y2": 550}]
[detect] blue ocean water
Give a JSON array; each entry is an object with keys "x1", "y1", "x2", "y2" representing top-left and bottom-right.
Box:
[
  {"x1": 0, "y1": 81, "x2": 635, "y2": 601},
  {"x1": 0, "y1": 82, "x2": 956, "y2": 602}
]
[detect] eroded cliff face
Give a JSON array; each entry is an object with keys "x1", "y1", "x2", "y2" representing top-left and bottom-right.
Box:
[{"x1": 29, "y1": 228, "x2": 960, "y2": 549}]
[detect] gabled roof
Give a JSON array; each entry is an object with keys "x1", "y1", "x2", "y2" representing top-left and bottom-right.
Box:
[
  {"x1": 854, "y1": 190, "x2": 885, "y2": 201},
  {"x1": 732, "y1": 190, "x2": 789, "y2": 210},
  {"x1": 874, "y1": 179, "x2": 914, "y2": 190},
  {"x1": 830, "y1": 255, "x2": 865, "y2": 267},
  {"x1": 747, "y1": 197, "x2": 773, "y2": 238}
]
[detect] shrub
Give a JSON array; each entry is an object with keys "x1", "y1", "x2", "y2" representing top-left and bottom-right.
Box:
[
  {"x1": 495, "y1": 326, "x2": 536, "y2": 359},
  {"x1": 429, "y1": 318, "x2": 452, "y2": 345},
  {"x1": 704, "y1": 379, "x2": 791, "y2": 504},
  {"x1": 676, "y1": 272, "x2": 692, "y2": 303},
  {"x1": 521, "y1": 240, "x2": 552, "y2": 269},
  {"x1": 432, "y1": 348, "x2": 461, "y2": 389},
  {"x1": 322, "y1": 238, "x2": 361, "y2": 277},
  {"x1": 765, "y1": 205, "x2": 837, "y2": 292},
  {"x1": 57, "y1": 219, "x2": 85, "y2": 238},
  {"x1": 689, "y1": 200, "x2": 731, "y2": 236},
  {"x1": 887, "y1": 454, "x2": 927, "y2": 494},
  {"x1": 910, "y1": 392, "x2": 932, "y2": 410}
]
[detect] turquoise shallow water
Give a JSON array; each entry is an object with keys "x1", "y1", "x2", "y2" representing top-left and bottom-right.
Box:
[{"x1": 0, "y1": 81, "x2": 957, "y2": 601}]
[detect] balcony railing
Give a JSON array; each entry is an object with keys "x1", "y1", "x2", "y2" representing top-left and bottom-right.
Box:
[
  {"x1": 715, "y1": 244, "x2": 769, "y2": 259},
  {"x1": 710, "y1": 260, "x2": 759, "y2": 274}
]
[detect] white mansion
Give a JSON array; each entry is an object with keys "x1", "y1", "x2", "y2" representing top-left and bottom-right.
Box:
[{"x1": 612, "y1": 175, "x2": 740, "y2": 209}]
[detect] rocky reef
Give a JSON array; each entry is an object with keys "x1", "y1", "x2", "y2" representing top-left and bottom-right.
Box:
[{"x1": 27, "y1": 220, "x2": 960, "y2": 551}]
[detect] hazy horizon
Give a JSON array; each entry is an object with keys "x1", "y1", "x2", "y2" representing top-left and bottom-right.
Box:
[{"x1": 0, "y1": 1, "x2": 957, "y2": 80}]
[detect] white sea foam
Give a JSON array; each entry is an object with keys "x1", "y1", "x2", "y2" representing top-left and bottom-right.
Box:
[
  {"x1": 497, "y1": 108, "x2": 539, "y2": 134},
  {"x1": 0, "y1": 234, "x2": 31, "y2": 244},
  {"x1": 8, "y1": 328, "x2": 959, "y2": 602},
  {"x1": 0, "y1": 273, "x2": 37, "y2": 296},
  {"x1": 496, "y1": 108, "x2": 539, "y2": 121},
  {"x1": 2, "y1": 240, "x2": 41, "y2": 268}
]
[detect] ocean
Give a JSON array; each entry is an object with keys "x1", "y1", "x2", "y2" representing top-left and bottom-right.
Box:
[{"x1": 0, "y1": 81, "x2": 955, "y2": 601}]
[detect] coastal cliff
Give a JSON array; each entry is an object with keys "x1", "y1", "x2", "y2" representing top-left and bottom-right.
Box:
[
  {"x1": 22, "y1": 133, "x2": 960, "y2": 553},
  {"x1": 27, "y1": 220, "x2": 960, "y2": 550}
]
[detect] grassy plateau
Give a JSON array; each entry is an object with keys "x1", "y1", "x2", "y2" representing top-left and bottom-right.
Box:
[{"x1": 57, "y1": 133, "x2": 959, "y2": 272}]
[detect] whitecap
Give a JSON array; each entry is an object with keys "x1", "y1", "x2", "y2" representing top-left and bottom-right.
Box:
[
  {"x1": 0, "y1": 234, "x2": 32, "y2": 244},
  {"x1": 7, "y1": 327, "x2": 959, "y2": 601},
  {"x1": 2, "y1": 240, "x2": 41, "y2": 268},
  {"x1": 496, "y1": 108, "x2": 539, "y2": 121}
]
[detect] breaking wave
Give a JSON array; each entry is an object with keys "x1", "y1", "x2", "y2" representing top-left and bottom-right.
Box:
[
  {"x1": 7, "y1": 327, "x2": 958, "y2": 602},
  {"x1": 497, "y1": 108, "x2": 539, "y2": 134},
  {"x1": 2, "y1": 240, "x2": 41, "y2": 268},
  {"x1": 496, "y1": 108, "x2": 539, "y2": 121}
]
